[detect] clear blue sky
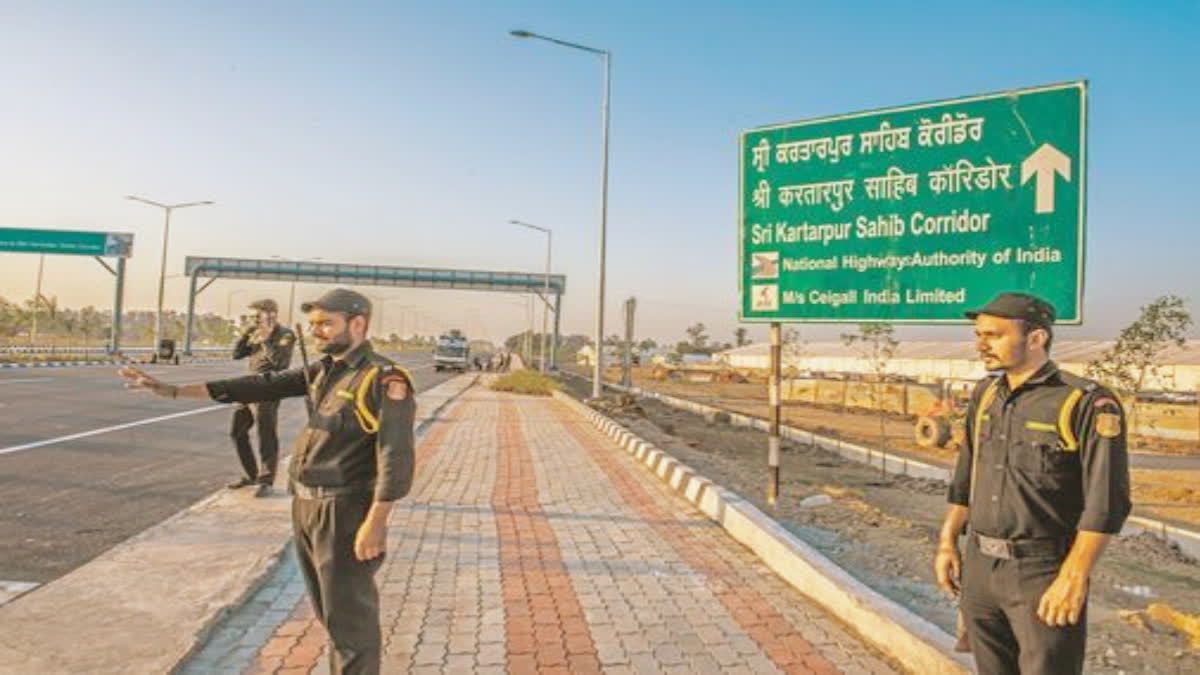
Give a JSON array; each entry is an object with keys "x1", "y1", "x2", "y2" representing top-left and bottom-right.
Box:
[{"x1": 0, "y1": 0, "x2": 1196, "y2": 345}]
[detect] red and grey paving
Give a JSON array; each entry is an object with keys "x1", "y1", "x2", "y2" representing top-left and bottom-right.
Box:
[{"x1": 183, "y1": 387, "x2": 900, "y2": 674}]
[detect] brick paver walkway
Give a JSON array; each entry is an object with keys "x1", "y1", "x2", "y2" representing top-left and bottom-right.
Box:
[{"x1": 186, "y1": 388, "x2": 899, "y2": 674}]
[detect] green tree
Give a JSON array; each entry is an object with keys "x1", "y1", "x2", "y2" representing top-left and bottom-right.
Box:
[
  {"x1": 842, "y1": 322, "x2": 899, "y2": 476},
  {"x1": 1086, "y1": 295, "x2": 1193, "y2": 443},
  {"x1": 734, "y1": 327, "x2": 750, "y2": 347},
  {"x1": 685, "y1": 322, "x2": 708, "y2": 351}
]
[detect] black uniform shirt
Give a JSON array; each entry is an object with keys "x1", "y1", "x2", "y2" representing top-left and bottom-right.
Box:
[
  {"x1": 206, "y1": 341, "x2": 416, "y2": 502},
  {"x1": 233, "y1": 324, "x2": 296, "y2": 374},
  {"x1": 948, "y1": 361, "x2": 1131, "y2": 540}
]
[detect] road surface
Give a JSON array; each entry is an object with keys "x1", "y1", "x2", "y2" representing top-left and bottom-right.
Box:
[{"x1": 0, "y1": 352, "x2": 455, "y2": 587}]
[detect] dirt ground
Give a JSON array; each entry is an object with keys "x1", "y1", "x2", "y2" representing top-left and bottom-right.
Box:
[
  {"x1": 601, "y1": 367, "x2": 1200, "y2": 529},
  {"x1": 561, "y1": 377, "x2": 1200, "y2": 674}
]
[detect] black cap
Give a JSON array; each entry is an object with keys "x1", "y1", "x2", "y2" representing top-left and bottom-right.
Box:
[
  {"x1": 300, "y1": 288, "x2": 372, "y2": 317},
  {"x1": 248, "y1": 298, "x2": 278, "y2": 313},
  {"x1": 964, "y1": 292, "x2": 1056, "y2": 327}
]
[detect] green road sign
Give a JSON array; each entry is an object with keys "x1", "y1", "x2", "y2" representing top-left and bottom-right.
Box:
[
  {"x1": 0, "y1": 227, "x2": 134, "y2": 258},
  {"x1": 739, "y1": 81, "x2": 1086, "y2": 324}
]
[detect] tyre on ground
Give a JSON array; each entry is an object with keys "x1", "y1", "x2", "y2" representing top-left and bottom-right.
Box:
[{"x1": 914, "y1": 415, "x2": 952, "y2": 448}]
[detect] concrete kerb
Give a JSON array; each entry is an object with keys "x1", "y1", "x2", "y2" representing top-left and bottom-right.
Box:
[
  {"x1": 0, "y1": 373, "x2": 478, "y2": 675},
  {"x1": 554, "y1": 389, "x2": 971, "y2": 675},
  {"x1": 608, "y1": 381, "x2": 952, "y2": 483},
  {"x1": 596, "y1": 378, "x2": 1200, "y2": 563}
]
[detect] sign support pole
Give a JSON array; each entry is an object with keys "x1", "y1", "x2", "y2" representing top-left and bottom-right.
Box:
[
  {"x1": 31, "y1": 255, "x2": 45, "y2": 345},
  {"x1": 109, "y1": 257, "x2": 125, "y2": 354},
  {"x1": 622, "y1": 297, "x2": 636, "y2": 387},
  {"x1": 768, "y1": 322, "x2": 782, "y2": 509},
  {"x1": 552, "y1": 292, "x2": 562, "y2": 370},
  {"x1": 184, "y1": 269, "x2": 200, "y2": 356}
]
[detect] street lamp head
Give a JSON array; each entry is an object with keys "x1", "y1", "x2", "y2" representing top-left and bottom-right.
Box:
[{"x1": 509, "y1": 29, "x2": 533, "y2": 38}]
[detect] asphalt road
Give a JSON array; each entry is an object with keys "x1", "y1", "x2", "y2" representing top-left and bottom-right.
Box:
[{"x1": 0, "y1": 352, "x2": 456, "y2": 586}]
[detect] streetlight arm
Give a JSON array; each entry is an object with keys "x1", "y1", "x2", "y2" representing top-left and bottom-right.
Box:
[
  {"x1": 126, "y1": 195, "x2": 214, "y2": 210},
  {"x1": 509, "y1": 219, "x2": 551, "y2": 234},
  {"x1": 125, "y1": 195, "x2": 168, "y2": 209},
  {"x1": 509, "y1": 29, "x2": 608, "y2": 56}
]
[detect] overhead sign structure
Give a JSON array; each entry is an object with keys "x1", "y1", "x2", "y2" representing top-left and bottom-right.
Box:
[
  {"x1": 180, "y1": 256, "x2": 569, "y2": 366},
  {"x1": 0, "y1": 227, "x2": 134, "y2": 258},
  {"x1": 739, "y1": 81, "x2": 1086, "y2": 323}
]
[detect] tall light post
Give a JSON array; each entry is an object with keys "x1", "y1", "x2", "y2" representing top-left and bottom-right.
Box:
[
  {"x1": 510, "y1": 28, "x2": 610, "y2": 397},
  {"x1": 125, "y1": 195, "x2": 214, "y2": 348},
  {"x1": 270, "y1": 255, "x2": 323, "y2": 324},
  {"x1": 509, "y1": 219, "x2": 552, "y2": 372}
]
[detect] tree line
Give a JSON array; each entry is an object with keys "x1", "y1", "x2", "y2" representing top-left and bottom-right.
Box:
[{"x1": 0, "y1": 296, "x2": 238, "y2": 347}]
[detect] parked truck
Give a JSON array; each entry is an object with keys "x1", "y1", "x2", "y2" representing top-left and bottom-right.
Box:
[{"x1": 433, "y1": 330, "x2": 470, "y2": 372}]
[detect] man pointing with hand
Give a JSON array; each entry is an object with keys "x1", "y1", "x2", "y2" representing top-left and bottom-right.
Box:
[{"x1": 121, "y1": 288, "x2": 416, "y2": 675}]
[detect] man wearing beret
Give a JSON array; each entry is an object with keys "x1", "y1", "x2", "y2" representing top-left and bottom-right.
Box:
[
  {"x1": 228, "y1": 298, "x2": 296, "y2": 497},
  {"x1": 934, "y1": 292, "x2": 1131, "y2": 674},
  {"x1": 120, "y1": 288, "x2": 417, "y2": 675}
]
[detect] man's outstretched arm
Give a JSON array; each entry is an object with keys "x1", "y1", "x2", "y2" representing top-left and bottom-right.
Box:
[{"x1": 119, "y1": 365, "x2": 309, "y2": 402}]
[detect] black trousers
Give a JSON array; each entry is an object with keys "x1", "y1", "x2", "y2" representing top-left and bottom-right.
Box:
[
  {"x1": 960, "y1": 538, "x2": 1086, "y2": 675},
  {"x1": 229, "y1": 401, "x2": 280, "y2": 484},
  {"x1": 292, "y1": 493, "x2": 384, "y2": 675}
]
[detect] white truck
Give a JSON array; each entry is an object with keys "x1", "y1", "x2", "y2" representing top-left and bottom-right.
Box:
[{"x1": 433, "y1": 331, "x2": 470, "y2": 372}]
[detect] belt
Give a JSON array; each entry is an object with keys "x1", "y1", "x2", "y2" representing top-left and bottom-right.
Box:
[
  {"x1": 289, "y1": 482, "x2": 372, "y2": 500},
  {"x1": 973, "y1": 533, "x2": 1069, "y2": 560}
]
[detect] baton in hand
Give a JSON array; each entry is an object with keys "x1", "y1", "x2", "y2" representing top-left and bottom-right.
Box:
[{"x1": 296, "y1": 323, "x2": 315, "y2": 420}]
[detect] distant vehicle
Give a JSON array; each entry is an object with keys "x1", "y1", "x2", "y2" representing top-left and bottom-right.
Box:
[{"x1": 433, "y1": 330, "x2": 470, "y2": 372}]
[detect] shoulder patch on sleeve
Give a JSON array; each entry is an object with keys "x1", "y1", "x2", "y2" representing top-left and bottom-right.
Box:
[
  {"x1": 1095, "y1": 412, "x2": 1122, "y2": 438},
  {"x1": 1092, "y1": 396, "x2": 1120, "y2": 411},
  {"x1": 385, "y1": 378, "x2": 409, "y2": 401},
  {"x1": 378, "y1": 364, "x2": 413, "y2": 397}
]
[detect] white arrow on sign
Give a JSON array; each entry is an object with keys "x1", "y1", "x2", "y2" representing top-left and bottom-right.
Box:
[{"x1": 1020, "y1": 143, "x2": 1071, "y2": 214}]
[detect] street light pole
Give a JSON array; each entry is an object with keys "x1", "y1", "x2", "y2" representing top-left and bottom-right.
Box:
[
  {"x1": 509, "y1": 220, "x2": 553, "y2": 372},
  {"x1": 126, "y1": 195, "x2": 214, "y2": 349},
  {"x1": 510, "y1": 29, "x2": 610, "y2": 397}
]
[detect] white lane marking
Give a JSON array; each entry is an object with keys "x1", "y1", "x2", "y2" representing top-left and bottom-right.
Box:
[
  {"x1": 0, "y1": 405, "x2": 227, "y2": 457},
  {"x1": 0, "y1": 378, "x2": 52, "y2": 385},
  {"x1": 0, "y1": 580, "x2": 40, "y2": 607}
]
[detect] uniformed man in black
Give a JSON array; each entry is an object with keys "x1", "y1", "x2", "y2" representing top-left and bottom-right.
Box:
[
  {"x1": 934, "y1": 292, "x2": 1131, "y2": 675},
  {"x1": 119, "y1": 288, "x2": 416, "y2": 675},
  {"x1": 228, "y1": 298, "x2": 296, "y2": 497}
]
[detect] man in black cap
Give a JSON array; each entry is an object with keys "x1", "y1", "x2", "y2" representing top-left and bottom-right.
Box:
[
  {"x1": 119, "y1": 288, "x2": 416, "y2": 675},
  {"x1": 228, "y1": 298, "x2": 296, "y2": 497},
  {"x1": 933, "y1": 292, "x2": 1130, "y2": 675}
]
